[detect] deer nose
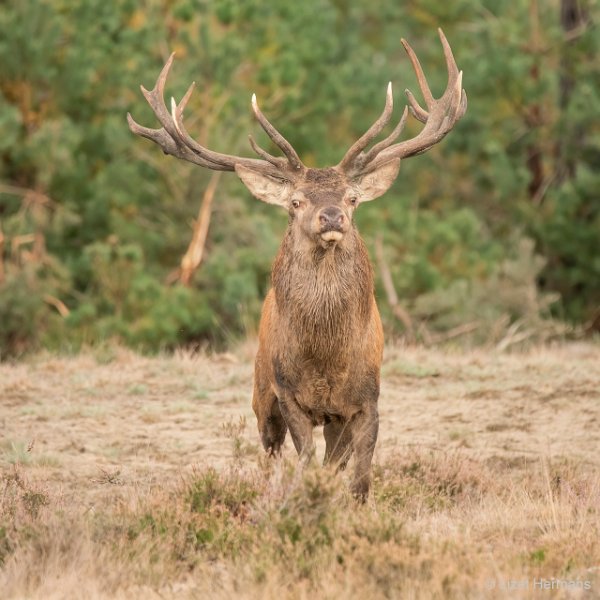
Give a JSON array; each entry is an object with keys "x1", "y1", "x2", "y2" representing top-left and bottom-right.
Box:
[{"x1": 319, "y1": 207, "x2": 345, "y2": 229}]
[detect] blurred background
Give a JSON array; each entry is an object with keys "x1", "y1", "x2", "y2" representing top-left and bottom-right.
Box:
[{"x1": 0, "y1": 0, "x2": 598, "y2": 357}]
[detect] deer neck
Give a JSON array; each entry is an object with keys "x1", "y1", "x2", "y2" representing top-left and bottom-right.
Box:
[{"x1": 271, "y1": 227, "x2": 374, "y2": 359}]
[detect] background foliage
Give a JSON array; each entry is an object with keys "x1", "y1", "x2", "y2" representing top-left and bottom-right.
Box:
[{"x1": 0, "y1": 0, "x2": 598, "y2": 356}]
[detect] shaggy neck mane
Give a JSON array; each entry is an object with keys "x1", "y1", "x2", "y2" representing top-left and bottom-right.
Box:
[{"x1": 272, "y1": 226, "x2": 374, "y2": 361}]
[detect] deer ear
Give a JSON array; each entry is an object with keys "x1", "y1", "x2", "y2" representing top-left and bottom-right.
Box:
[
  {"x1": 353, "y1": 158, "x2": 401, "y2": 203},
  {"x1": 235, "y1": 164, "x2": 292, "y2": 207}
]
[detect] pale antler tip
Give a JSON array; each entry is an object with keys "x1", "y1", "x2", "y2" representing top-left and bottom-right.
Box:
[
  {"x1": 161, "y1": 53, "x2": 175, "y2": 72},
  {"x1": 400, "y1": 37, "x2": 412, "y2": 56},
  {"x1": 159, "y1": 54, "x2": 175, "y2": 80},
  {"x1": 170, "y1": 96, "x2": 185, "y2": 136},
  {"x1": 251, "y1": 94, "x2": 261, "y2": 117},
  {"x1": 126, "y1": 112, "x2": 140, "y2": 133}
]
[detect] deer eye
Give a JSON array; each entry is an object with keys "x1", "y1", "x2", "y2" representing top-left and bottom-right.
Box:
[
  {"x1": 291, "y1": 199, "x2": 301, "y2": 209},
  {"x1": 349, "y1": 196, "x2": 358, "y2": 206}
]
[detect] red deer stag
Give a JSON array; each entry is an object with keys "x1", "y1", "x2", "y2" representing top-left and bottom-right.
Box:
[{"x1": 128, "y1": 28, "x2": 466, "y2": 499}]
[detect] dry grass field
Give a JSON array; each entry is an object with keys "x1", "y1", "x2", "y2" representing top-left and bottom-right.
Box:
[{"x1": 1, "y1": 342, "x2": 599, "y2": 599}]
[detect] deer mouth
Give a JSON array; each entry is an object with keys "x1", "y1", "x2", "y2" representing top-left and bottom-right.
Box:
[{"x1": 320, "y1": 230, "x2": 344, "y2": 242}]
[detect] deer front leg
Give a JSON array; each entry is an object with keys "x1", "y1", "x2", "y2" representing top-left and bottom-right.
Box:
[
  {"x1": 349, "y1": 403, "x2": 379, "y2": 501},
  {"x1": 277, "y1": 394, "x2": 314, "y2": 465},
  {"x1": 323, "y1": 417, "x2": 353, "y2": 471},
  {"x1": 253, "y1": 352, "x2": 287, "y2": 455}
]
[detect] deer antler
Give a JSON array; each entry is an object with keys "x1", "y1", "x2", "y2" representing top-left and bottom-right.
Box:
[
  {"x1": 127, "y1": 53, "x2": 305, "y2": 178},
  {"x1": 129, "y1": 31, "x2": 465, "y2": 181},
  {"x1": 338, "y1": 28, "x2": 467, "y2": 176}
]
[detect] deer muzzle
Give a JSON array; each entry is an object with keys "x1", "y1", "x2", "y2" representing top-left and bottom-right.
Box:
[{"x1": 318, "y1": 207, "x2": 347, "y2": 242}]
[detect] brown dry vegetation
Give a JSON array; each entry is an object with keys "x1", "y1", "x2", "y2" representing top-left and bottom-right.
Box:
[{"x1": 1, "y1": 342, "x2": 599, "y2": 599}]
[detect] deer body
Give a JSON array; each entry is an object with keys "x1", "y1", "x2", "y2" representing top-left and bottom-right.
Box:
[
  {"x1": 253, "y1": 187, "x2": 384, "y2": 495},
  {"x1": 129, "y1": 29, "x2": 466, "y2": 499}
]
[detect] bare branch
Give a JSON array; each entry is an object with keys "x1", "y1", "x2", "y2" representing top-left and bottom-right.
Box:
[
  {"x1": 179, "y1": 172, "x2": 221, "y2": 286},
  {"x1": 374, "y1": 235, "x2": 414, "y2": 342},
  {"x1": 44, "y1": 294, "x2": 70, "y2": 317}
]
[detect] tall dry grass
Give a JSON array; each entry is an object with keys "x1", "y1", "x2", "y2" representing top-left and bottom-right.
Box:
[{"x1": 1, "y1": 447, "x2": 598, "y2": 599}]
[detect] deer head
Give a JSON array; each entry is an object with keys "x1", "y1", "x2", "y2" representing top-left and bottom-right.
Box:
[{"x1": 128, "y1": 28, "x2": 467, "y2": 250}]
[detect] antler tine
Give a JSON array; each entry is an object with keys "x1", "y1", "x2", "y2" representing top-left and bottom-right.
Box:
[
  {"x1": 251, "y1": 95, "x2": 304, "y2": 171},
  {"x1": 404, "y1": 89, "x2": 429, "y2": 123},
  {"x1": 248, "y1": 135, "x2": 285, "y2": 167},
  {"x1": 361, "y1": 105, "x2": 409, "y2": 166},
  {"x1": 438, "y1": 28, "x2": 459, "y2": 82},
  {"x1": 450, "y1": 71, "x2": 464, "y2": 119},
  {"x1": 155, "y1": 52, "x2": 174, "y2": 95},
  {"x1": 140, "y1": 52, "x2": 174, "y2": 111},
  {"x1": 400, "y1": 38, "x2": 434, "y2": 108},
  {"x1": 138, "y1": 53, "x2": 191, "y2": 145},
  {"x1": 338, "y1": 82, "x2": 394, "y2": 170}
]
